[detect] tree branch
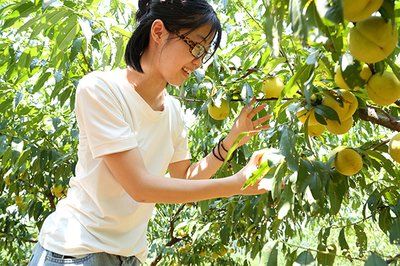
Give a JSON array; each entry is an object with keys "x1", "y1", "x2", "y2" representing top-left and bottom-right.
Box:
[
  {"x1": 279, "y1": 240, "x2": 366, "y2": 262},
  {"x1": 150, "y1": 204, "x2": 188, "y2": 266},
  {"x1": 329, "y1": 215, "x2": 373, "y2": 230},
  {"x1": 358, "y1": 106, "x2": 400, "y2": 132},
  {"x1": 386, "y1": 253, "x2": 400, "y2": 264}
]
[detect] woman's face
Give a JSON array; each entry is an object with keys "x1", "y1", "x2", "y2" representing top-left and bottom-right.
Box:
[{"x1": 156, "y1": 23, "x2": 215, "y2": 86}]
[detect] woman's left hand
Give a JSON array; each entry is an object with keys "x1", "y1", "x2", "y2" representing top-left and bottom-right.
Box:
[{"x1": 225, "y1": 98, "x2": 272, "y2": 149}]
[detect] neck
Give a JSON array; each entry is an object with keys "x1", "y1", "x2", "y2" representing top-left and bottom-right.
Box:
[{"x1": 125, "y1": 65, "x2": 167, "y2": 111}]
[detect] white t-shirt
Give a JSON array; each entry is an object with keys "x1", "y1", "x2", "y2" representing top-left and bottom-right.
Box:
[{"x1": 38, "y1": 68, "x2": 191, "y2": 263}]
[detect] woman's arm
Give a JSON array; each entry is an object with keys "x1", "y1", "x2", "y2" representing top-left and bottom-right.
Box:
[
  {"x1": 103, "y1": 147, "x2": 267, "y2": 204},
  {"x1": 168, "y1": 135, "x2": 236, "y2": 180},
  {"x1": 169, "y1": 99, "x2": 271, "y2": 180}
]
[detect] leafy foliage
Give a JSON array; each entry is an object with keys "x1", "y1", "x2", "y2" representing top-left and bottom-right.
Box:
[{"x1": 0, "y1": 0, "x2": 399, "y2": 265}]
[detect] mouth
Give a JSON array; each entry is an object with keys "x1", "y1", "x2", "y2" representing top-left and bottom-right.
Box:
[{"x1": 182, "y1": 67, "x2": 192, "y2": 77}]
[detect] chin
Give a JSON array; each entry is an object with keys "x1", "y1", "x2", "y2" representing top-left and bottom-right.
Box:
[{"x1": 167, "y1": 77, "x2": 186, "y2": 87}]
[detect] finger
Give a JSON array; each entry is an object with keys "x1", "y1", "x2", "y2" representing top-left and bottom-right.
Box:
[
  {"x1": 255, "y1": 124, "x2": 271, "y2": 131},
  {"x1": 250, "y1": 150, "x2": 265, "y2": 164},
  {"x1": 247, "y1": 104, "x2": 267, "y2": 119},
  {"x1": 252, "y1": 115, "x2": 272, "y2": 127},
  {"x1": 248, "y1": 97, "x2": 256, "y2": 106},
  {"x1": 248, "y1": 125, "x2": 270, "y2": 133},
  {"x1": 242, "y1": 98, "x2": 257, "y2": 115},
  {"x1": 241, "y1": 103, "x2": 253, "y2": 115}
]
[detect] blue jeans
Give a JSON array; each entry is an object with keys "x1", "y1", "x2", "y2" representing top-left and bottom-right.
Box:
[{"x1": 28, "y1": 242, "x2": 142, "y2": 266}]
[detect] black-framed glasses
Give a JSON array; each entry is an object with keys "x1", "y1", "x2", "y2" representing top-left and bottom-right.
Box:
[{"x1": 175, "y1": 32, "x2": 213, "y2": 63}]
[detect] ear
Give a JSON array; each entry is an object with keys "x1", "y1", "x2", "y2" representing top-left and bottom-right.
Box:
[{"x1": 150, "y1": 19, "x2": 168, "y2": 46}]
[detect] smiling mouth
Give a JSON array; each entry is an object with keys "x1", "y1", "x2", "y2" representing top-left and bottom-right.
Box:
[{"x1": 182, "y1": 67, "x2": 192, "y2": 76}]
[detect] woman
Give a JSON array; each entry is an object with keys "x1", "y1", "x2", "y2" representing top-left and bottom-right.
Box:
[{"x1": 28, "y1": 0, "x2": 271, "y2": 265}]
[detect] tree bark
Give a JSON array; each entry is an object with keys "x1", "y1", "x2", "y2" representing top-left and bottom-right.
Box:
[{"x1": 358, "y1": 106, "x2": 400, "y2": 132}]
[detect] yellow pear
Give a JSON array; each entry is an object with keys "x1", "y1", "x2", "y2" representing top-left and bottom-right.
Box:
[
  {"x1": 296, "y1": 108, "x2": 319, "y2": 126},
  {"x1": 360, "y1": 64, "x2": 372, "y2": 81},
  {"x1": 349, "y1": 17, "x2": 398, "y2": 63},
  {"x1": 323, "y1": 95, "x2": 347, "y2": 121},
  {"x1": 334, "y1": 148, "x2": 363, "y2": 176},
  {"x1": 343, "y1": 0, "x2": 383, "y2": 22},
  {"x1": 389, "y1": 133, "x2": 400, "y2": 163},
  {"x1": 207, "y1": 99, "x2": 230, "y2": 120},
  {"x1": 326, "y1": 117, "x2": 353, "y2": 135},
  {"x1": 323, "y1": 90, "x2": 357, "y2": 121},
  {"x1": 307, "y1": 124, "x2": 326, "y2": 137},
  {"x1": 366, "y1": 71, "x2": 400, "y2": 106},
  {"x1": 334, "y1": 66, "x2": 351, "y2": 90},
  {"x1": 51, "y1": 185, "x2": 64, "y2": 198},
  {"x1": 263, "y1": 76, "x2": 284, "y2": 98},
  {"x1": 341, "y1": 90, "x2": 358, "y2": 120}
]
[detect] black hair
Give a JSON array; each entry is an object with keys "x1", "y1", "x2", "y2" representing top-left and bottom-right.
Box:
[{"x1": 124, "y1": 0, "x2": 222, "y2": 73}]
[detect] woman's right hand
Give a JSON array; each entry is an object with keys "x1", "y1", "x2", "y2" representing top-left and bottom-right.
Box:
[{"x1": 230, "y1": 149, "x2": 272, "y2": 196}]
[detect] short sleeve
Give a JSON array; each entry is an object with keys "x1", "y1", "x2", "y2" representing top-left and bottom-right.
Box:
[
  {"x1": 170, "y1": 99, "x2": 192, "y2": 163},
  {"x1": 75, "y1": 73, "x2": 138, "y2": 159}
]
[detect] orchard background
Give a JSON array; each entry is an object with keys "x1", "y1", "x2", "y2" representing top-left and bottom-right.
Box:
[{"x1": 0, "y1": 0, "x2": 400, "y2": 265}]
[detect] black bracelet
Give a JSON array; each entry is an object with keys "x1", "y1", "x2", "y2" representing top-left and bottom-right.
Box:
[
  {"x1": 220, "y1": 138, "x2": 228, "y2": 153},
  {"x1": 217, "y1": 138, "x2": 225, "y2": 161},
  {"x1": 212, "y1": 145, "x2": 224, "y2": 162},
  {"x1": 219, "y1": 137, "x2": 235, "y2": 162}
]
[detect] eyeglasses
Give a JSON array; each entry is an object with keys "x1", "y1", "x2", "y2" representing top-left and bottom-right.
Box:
[{"x1": 175, "y1": 32, "x2": 213, "y2": 63}]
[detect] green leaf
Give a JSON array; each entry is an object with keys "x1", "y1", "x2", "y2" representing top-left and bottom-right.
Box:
[
  {"x1": 324, "y1": 1, "x2": 343, "y2": 24},
  {"x1": 328, "y1": 175, "x2": 347, "y2": 215},
  {"x1": 285, "y1": 250, "x2": 297, "y2": 266},
  {"x1": 340, "y1": 54, "x2": 365, "y2": 88},
  {"x1": 317, "y1": 243, "x2": 336, "y2": 266},
  {"x1": 279, "y1": 127, "x2": 298, "y2": 171},
  {"x1": 295, "y1": 250, "x2": 314, "y2": 265},
  {"x1": 389, "y1": 218, "x2": 400, "y2": 245},
  {"x1": 379, "y1": 207, "x2": 392, "y2": 232},
  {"x1": 365, "y1": 189, "x2": 383, "y2": 218},
  {"x1": 289, "y1": 0, "x2": 308, "y2": 40},
  {"x1": 314, "y1": 111, "x2": 327, "y2": 125},
  {"x1": 315, "y1": 104, "x2": 340, "y2": 122},
  {"x1": 297, "y1": 159, "x2": 312, "y2": 194},
  {"x1": 13, "y1": 92, "x2": 23, "y2": 109},
  {"x1": 309, "y1": 172, "x2": 322, "y2": 200},
  {"x1": 267, "y1": 243, "x2": 278, "y2": 266},
  {"x1": 32, "y1": 71, "x2": 51, "y2": 93},
  {"x1": 379, "y1": 0, "x2": 395, "y2": 22},
  {"x1": 281, "y1": 64, "x2": 313, "y2": 100},
  {"x1": 338, "y1": 228, "x2": 349, "y2": 253},
  {"x1": 56, "y1": 16, "x2": 79, "y2": 52},
  {"x1": 114, "y1": 36, "x2": 125, "y2": 68},
  {"x1": 354, "y1": 225, "x2": 368, "y2": 253},
  {"x1": 365, "y1": 150, "x2": 398, "y2": 177},
  {"x1": 364, "y1": 253, "x2": 388, "y2": 266},
  {"x1": 70, "y1": 37, "x2": 83, "y2": 63},
  {"x1": 45, "y1": 9, "x2": 69, "y2": 27}
]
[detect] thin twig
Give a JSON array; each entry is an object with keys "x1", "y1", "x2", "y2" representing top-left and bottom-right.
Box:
[
  {"x1": 151, "y1": 204, "x2": 188, "y2": 266},
  {"x1": 329, "y1": 215, "x2": 373, "y2": 230},
  {"x1": 279, "y1": 240, "x2": 365, "y2": 262}
]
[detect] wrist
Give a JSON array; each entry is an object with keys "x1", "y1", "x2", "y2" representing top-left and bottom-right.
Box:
[
  {"x1": 223, "y1": 133, "x2": 237, "y2": 151},
  {"x1": 223, "y1": 173, "x2": 243, "y2": 197}
]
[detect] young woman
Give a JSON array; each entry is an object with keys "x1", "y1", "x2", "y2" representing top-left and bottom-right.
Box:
[{"x1": 28, "y1": 0, "x2": 271, "y2": 265}]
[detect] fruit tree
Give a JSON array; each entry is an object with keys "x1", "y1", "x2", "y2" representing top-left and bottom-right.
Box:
[{"x1": 0, "y1": 0, "x2": 399, "y2": 265}]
